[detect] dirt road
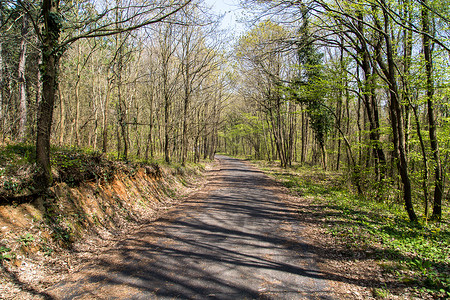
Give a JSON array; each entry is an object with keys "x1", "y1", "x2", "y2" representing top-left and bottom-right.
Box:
[{"x1": 47, "y1": 156, "x2": 333, "y2": 299}]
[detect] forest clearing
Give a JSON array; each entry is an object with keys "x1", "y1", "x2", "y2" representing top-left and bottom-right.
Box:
[{"x1": 1, "y1": 0, "x2": 449, "y2": 299}]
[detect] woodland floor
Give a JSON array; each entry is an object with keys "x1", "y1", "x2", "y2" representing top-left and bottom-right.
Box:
[{"x1": 1, "y1": 155, "x2": 427, "y2": 299}]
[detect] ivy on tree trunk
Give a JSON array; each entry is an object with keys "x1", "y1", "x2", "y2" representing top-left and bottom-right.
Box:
[{"x1": 35, "y1": 0, "x2": 61, "y2": 189}]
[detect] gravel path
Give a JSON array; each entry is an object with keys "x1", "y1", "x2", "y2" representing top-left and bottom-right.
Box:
[{"x1": 47, "y1": 156, "x2": 333, "y2": 299}]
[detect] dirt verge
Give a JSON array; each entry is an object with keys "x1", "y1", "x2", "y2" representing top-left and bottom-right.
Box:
[{"x1": 0, "y1": 160, "x2": 217, "y2": 300}]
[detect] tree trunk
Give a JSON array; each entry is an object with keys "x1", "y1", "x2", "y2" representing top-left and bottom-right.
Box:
[
  {"x1": 411, "y1": 104, "x2": 430, "y2": 217},
  {"x1": 321, "y1": 142, "x2": 327, "y2": 171},
  {"x1": 114, "y1": 6, "x2": 128, "y2": 161},
  {"x1": 102, "y1": 78, "x2": 111, "y2": 153},
  {"x1": 181, "y1": 31, "x2": 191, "y2": 166},
  {"x1": 422, "y1": 2, "x2": 443, "y2": 220},
  {"x1": 375, "y1": 3, "x2": 417, "y2": 222},
  {"x1": 181, "y1": 87, "x2": 189, "y2": 165},
  {"x1": 58, "y1": 86, "x2": 65, "y2": 145},
  {"x1": 35, "y1": 0, "x2": 61, "y2": 189},
  {"x1": 164, "y1": 93, "x2": 170, "y2": 163},
  {"x1": 269, "y1": 109, "x2": 284, "y2": 167},
  {"x1": 18, "y1": 14, "x2": 28, "y2": 141},
  {"x1": 301, "y1": 108, "x2": 308, "y2": 164},
  {"x1": 34, "y1": 34, "x2": 43, "y2": 141},
  {"x1": 74, "y1": 43, "x2": 81, "y2": 146},
  {"x1": 117, "y1": 76, "x2": 128, "y2": 160},
  {"x1": 144, "y1": 88, "x2": 154, "y2": 160},
  {"x1": 355, "y1": 10, "x2": 386, "y2": 182},
  {"x1": 0, "y1": 3, "x2": 4, "y2": 137}
]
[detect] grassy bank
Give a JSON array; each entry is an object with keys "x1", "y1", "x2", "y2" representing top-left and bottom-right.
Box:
[{"x1": 253, "y1": 160, "x2": 450, "y2": 299}]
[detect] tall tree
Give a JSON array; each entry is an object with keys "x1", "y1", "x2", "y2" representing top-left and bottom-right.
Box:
[
  {"x1": 373, "y1": 1, "x2": 417, "y2": 222},
  {"x1": 179, "y1": 8, "x2": 218, "y2": 165},
  {"x1": 157, "y1": 22, "x2": 180, "y2": 163},
  {"x1": 422, "y1": 0, "x2": 443, "y2": 220},
  {"x1": 237, "y1": 20, "x2": 296, "y2": 167},
  {"x1": 18, "y1": 0, "x2": 191, "y2": 188},
  {"x1": 293, "y1": 12, "x2": 331, "y2": 170},
  {"x1": 34, "y1": 0, "x2": 62, "y2": 188},
  {"x1": 17, "y1": 13, "x2": 28, "y2": 141},
  {"x1": 0, "y1": 1, "x2": 5, "y2": 137}
]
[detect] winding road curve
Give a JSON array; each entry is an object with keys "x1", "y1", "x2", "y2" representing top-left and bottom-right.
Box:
[{"x1": 47, "y1": 156, "x2": 333, "y2": 299}]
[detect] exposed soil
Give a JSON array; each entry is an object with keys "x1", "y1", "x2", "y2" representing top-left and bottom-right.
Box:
[
  {"x1": 1, "y1": 161, "x2": 213, "y2": 300},
  {"x1": 1, "y1": 156, "x2": 414, "y2": 299}
]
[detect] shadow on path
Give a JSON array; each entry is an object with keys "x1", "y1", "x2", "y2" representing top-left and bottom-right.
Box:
[{"x1": 48, "y1": 156, "x2": 337, "y2": 299}]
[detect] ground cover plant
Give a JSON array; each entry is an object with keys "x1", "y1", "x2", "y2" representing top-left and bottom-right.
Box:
[
  {"x1": 0, "y1": 143, "x2": 186, "y2": 200},
  {"x1": 254, "y1": 160, "x2": 450, "y2": 299}
]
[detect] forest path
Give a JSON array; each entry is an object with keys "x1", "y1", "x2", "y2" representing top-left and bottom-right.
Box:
[{"x1": 47, "y1": 155, "x2": 333, "y2": 299}]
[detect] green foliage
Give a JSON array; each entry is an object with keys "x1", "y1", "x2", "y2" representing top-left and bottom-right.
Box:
[
  {"x1": 40, "y1": 244, "x2": 54, "y2": 256},
  {"x1": 44, "y1": 204, "x2": 74, "y2": 247},
  {"x1": 0, "y1": 144, "x2": 35, "y2": 165},
  {"x1": 49, "y1": 146, "x2": 112, "y2": 186},
  {"x1": 221, "y1": 113, "x2": 268, "y2": 159},
  {"x1": 2, "y1": 180, "x2": 20, "y2": 192},
  {"x1": 0, "y1": 144, "x2": 36, "y2": 196},
  {"x1": 372, "y1": 287, "x2": 392, "y2": 298},
  {"x1": 237, "y1": 20, "x2": 290, "y2": 59},
  {"x1": 287, "y1": 33, "x2": 333, "y2": 148},
  {"x1": 328, "y1": 199, "x2": 449, "y2": 297},
  {"x1": 322, "y1": 194, "x2": 449, "y2": 297},
  {"x1": 258, "y1": 161, "x2": 342, "y2": 196},
  {"x1": 256, "y1": 161, "x2": 450, "y2": 298},
  {"x1": 17, "y1": 233, "x2": 35, "y2": 246},
  {"x1": 0, "y1": 246, "x2": 15, "y2": 261}
]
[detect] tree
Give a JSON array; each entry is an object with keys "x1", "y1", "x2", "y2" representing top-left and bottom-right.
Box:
[
  {"x1": 16, "y1": 0, "x2": 191, "y2": 188},
  {"x1": 0, "y1": 2, "x2": 7, "y2": 138},
  {"x1": 371, "y1": 0, "x2": 417, "y2": 222},
  {"x1": 178, "y1": 8, "x2": 219, "y2": 165},
  {"x1": 241, "y1": 0, "x2": 449, "y2": 221},
  {"x1": 237, "y1": 20, "x2": 297, "y2": 167},
  {"x1": 422, "y1": 0, "x2": 443, "y2": 220},
  {"x1": 291, "y1": 11, "x2": 332, "y2": 170},
  {"x1": 156, "y1": 22, "x2": 181, "y2": 163},
  {"x1": 17, "y1": 12, "x2": 28, "y2": 141}
]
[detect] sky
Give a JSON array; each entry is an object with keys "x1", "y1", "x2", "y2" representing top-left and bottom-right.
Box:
[{"x1": 204, "y1": 0, "x2": 247, "y2": 37}]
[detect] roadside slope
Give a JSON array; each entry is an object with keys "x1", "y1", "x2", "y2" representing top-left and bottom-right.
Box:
[{"x1": 1, "y1": 157, "x2": 209, "y2": 300}]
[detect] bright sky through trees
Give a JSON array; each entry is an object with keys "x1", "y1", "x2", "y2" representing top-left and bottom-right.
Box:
[{"x1": 205, "y1": 0, "x2": 245, "y2": 36}]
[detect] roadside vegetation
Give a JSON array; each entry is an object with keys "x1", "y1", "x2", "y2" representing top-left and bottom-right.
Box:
[
  {"x1": 253, "y1": 159, "x2": 450, "y2": 299},
  {"x1": 0, "y1": 143, "x2": 208, "y2": 298},
  {"x1": 1, "y1": 143, "x2": 205, "y2": 196}
]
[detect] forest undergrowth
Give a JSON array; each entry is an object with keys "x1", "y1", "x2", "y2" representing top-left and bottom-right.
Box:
[{"x1": 252, "y1": 160, "x2": 450, "y2": 299}]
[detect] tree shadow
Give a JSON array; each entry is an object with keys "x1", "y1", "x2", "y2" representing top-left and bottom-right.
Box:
[
  {"x1": 0, "y1": 260, "x2": 53, "y2": 299},
  {"x1": 44, "y1": 156, "x2": 393, "y2": 299},
  {"x1": 288, "y1": 200, "x2": 450, "y2": 295}
]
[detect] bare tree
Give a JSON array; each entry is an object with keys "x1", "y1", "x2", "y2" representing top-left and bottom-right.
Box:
[
  {"x1": 178, "y1": 7, "x2": 220, "y2": 164},
  {"x1": 0, "y1": 2, "x2": 5, "y2": 137},
  {"x1": 16, "y1": 0, "x2": 191, "y2": 188}
]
